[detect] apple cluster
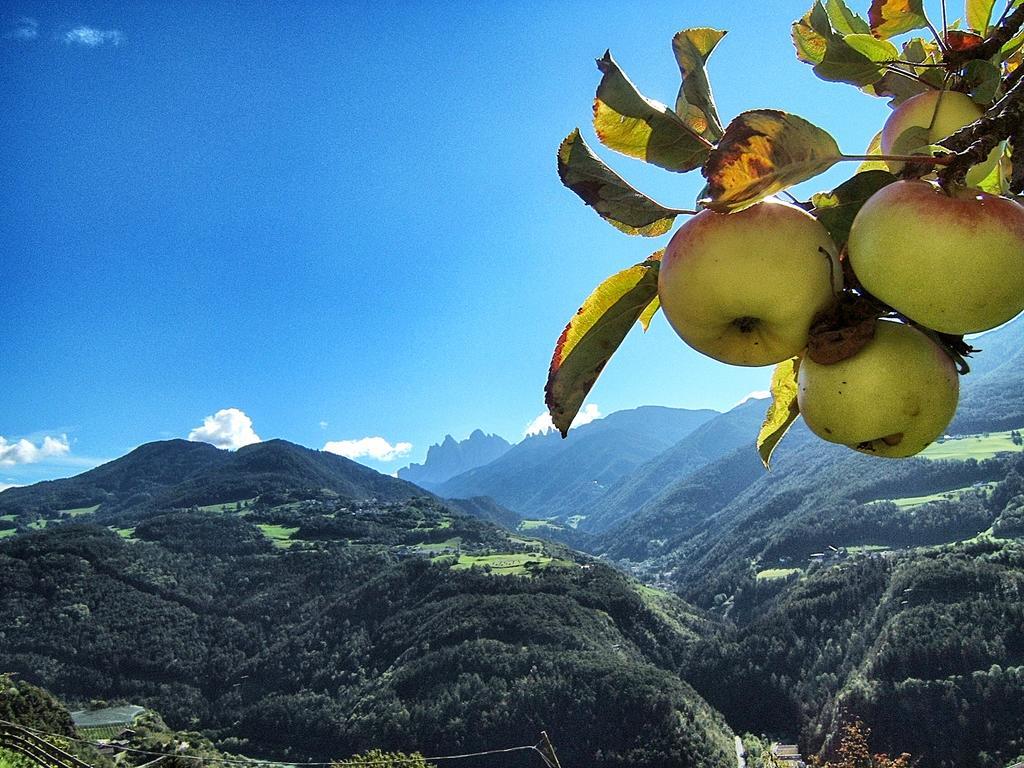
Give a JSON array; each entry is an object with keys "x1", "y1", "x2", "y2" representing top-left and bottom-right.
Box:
[{"x1": 658, "y1": 90, "x2": 1024, "y2": 459}]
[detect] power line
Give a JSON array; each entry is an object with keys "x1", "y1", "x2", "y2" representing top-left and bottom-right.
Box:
[{"x1": 0, "y1": 720, "x2": 550, "y2": 768}]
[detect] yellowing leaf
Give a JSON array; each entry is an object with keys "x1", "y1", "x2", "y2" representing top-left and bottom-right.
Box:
[
  {"x1": 672, "y1": 28, "x2": 727, "y2": 142},
  {"x1": 593, "y1": 51, "x2": 711, "y2": 173},
  {"x1": 857, "y1": 130, "x2": 889, "y2": 171},
  {"x1": 757, "y1": 358, "x2": 802, "y2": 470},
  {"x1": 557, "y1": 130, "x2": 690, "y2": 237},
  {"x1": 701, "y1": 110, "x2": 843, "y2": 213},
  {"x1": 638, "y1": 295, "x2": 661, "y2": 332},
  {"x1": 868, "y1": 0, "x2": 928, "y2": 38},
  {"x1": 546, "y1": 255, "x2": 662, "y2": 437}
]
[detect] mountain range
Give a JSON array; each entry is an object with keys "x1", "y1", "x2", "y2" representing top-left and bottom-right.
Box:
[
  {"x1": 2, "y1": 317, "x2": 1024, "y2": 766},
  {"x1": 397, "y1": 430, "x2": 512, "y2": 489}
]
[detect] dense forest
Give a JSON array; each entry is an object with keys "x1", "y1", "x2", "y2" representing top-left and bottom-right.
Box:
[{"x1": 0, "y1": 499, "x2": 734, "y2": 768}]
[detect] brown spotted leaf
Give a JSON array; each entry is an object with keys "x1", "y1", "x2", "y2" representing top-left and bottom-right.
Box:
[
  {"x1": 757, "y1": 357, "x2": 801, "y2": 470},
  {"x1": 557, "y1": 129, "x2": 690, "y2": 236},
  {"x1": 701, "y1": 110, "x2": 843, "y2": 212},
  {"x1": 593, "y1": 51, "x2": 711, "y2": 172},
  {"x1": 792, "y1": 2, "x2": 831, "y2": 64},
  {"x1": 546, "y1": 254, "x2": 662, "y2": 437},
  {"x1": 868, "y1": 0, "x2": 928, "y2": 38},
  {"x1": 672, "y1": 28, "x2": 727, "y2": 142}
]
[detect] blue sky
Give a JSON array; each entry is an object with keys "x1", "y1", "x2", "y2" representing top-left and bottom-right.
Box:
[{"x1": 2, "y1": 0, "x2": 898, "y2": 484}]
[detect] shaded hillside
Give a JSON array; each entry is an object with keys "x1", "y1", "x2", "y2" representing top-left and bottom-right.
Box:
[
  {"x1": 685, "y1": 536, "x2": 1024, "y2": 768},
  {"x1": 581, "y1": 399, "x2": 766, "y2": 535},
  {"x1": 398, "y1": 430, "x2": 511, "y2": 489},
  {"x1": 435, "y1": 407, "x2": 717, "y2": 520}
]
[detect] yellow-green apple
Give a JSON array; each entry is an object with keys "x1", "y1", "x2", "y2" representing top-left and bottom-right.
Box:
[
  {"x1": 848, "y1": 180, "x2": 1024, "y2": 334},
  {"x1": 797, "y1": 320, "x2": 959, "y2": 458},
  {"x1": 658, "y1": 199, "x2": 841, "y2": 366},
  {"x1": 881, "y1": 89, "x2": 999, "y2": 186}
]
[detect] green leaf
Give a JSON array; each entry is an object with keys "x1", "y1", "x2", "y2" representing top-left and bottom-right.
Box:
[
  {"x1": 545, "y1": 255, "x2": 661, "y2": 437},
  {"x1": 962, "y1": 59, "x2": 1001, "y2": 105},
  {"x1": 966, "y1": 0, "x2": 996, "y2": 33},
  {"x1": 825, "y1": 0, "x2": 871, "y2": 34},
  {"x1": 557, "y1": 129, "x2": 691, "y2": 237},
  {"x1": 868, "y1": 0, "x2": 929, "y2": 38},
  {"x1": 810, "y1": 169, "x2": 897, "y2": 247},
  {"x1": 792, "y1": 2, "x2": 832, "y2": 64},
  {"x1": 888, "y1": 124, "x2": 931, "y2": 156},
  {"x1": 672, "y1": 28, "x2": 728, "y2": 142},
  {"x1": 701, "y1": 110, "x2": 843, "y2": 212},
  {"x1": 863, "y1": 69, "x2": 931, "y2": 105},
  {"x1": 593, "y1": 51, "x2": 710, "y2": 173},
  {"x1": 757, "y1": 358, "x2": 801, "y2": 470},
  {"x1": 814, "y1": 37, "x2": 889, "y2": 85},
  {"x1": 843, "y1": 33, "x2": 900, "y2": 62}
]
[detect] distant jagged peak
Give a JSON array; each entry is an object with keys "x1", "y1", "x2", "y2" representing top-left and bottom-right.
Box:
[{"x1": 398, "y1": 430, "x2": 512, "y2": 490}]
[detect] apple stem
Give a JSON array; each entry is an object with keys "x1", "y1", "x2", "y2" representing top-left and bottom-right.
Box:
[{"x1": 838, "y1": 153, "x2": 953, "y2": 165}]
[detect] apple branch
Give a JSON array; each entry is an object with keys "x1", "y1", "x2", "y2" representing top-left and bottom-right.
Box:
[{"x1": 937, "y1": 73, "x2": 1024, "y2": 189}]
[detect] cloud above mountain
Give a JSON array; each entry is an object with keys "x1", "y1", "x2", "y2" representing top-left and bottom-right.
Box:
[
  {"x1": 322, "y1": 436, "x2": 412, "y2": 462},
  {"x1": 188, "y1": 408, "x2": 262, "y2": 450},
  {"x1": 0, "y1": 434, "x2": 70, "y2": 465}
]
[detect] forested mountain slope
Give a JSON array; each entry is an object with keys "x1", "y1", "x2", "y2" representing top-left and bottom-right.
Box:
[
  {"x1": 0, "y1": 447, "x2": 735, "y2": 768},
  {"x1": 435, "y1": 406, "x2": 716, "y2": 520},
  {"x1": 0, "y1": 439, "x2": 429, "y2": 520},
  {"x1": 580, "y1": 399, "x2": 766, "y2": 535}
]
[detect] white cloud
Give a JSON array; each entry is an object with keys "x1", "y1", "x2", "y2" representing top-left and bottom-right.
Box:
[
  {"x1": 0, "y1": 434, "x2": 71, "y2": 466},
  {"x1": 524, "y1": 403, "x2": 602, "y2": 437},
  {"x1": 318, "y1": 420, "x2": 329, "y2": 430},
  {"x1": 63, "y1": 26, "x2": 122, "y2": 47},
  {"x1": 0, "y1": 482, "x2": 24, "y2": 491},
  {"x1": 188, "y1": 408, "x2": 261, "y2": 450},
  {"x1": 734, "y1": 390, "x2": 771, "y2": 408},
  {"x1": 322, "y1": 437, "x2": 412, "y2": 462},
  {"x1": 6, "y1": 17, "x2": 39, "y2": 40}
]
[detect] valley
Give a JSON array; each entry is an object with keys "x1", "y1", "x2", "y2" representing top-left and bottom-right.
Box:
[{"x1": 2, "y1": 318, "x2": 1024, "y2": 767}]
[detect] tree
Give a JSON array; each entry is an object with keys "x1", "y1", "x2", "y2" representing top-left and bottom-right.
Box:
[
  {"x1": 809, "y1": 720, "x2": 910, "y2": 768},
  {"x1": 333, "y1": 750, "x2": 434, "y2": 768},
  {"x1": 545, "y1": 0, "x2": 1024, "y2": 467}
]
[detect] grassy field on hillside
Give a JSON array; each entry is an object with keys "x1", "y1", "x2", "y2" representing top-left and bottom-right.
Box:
[
  {"x1": 257, "y1": 523, "x2": 299, "y2": 547},
  {"x1": 446, "y1": 552, "x2": 572, "y2": 575},
  {"x1": 58, "y1": 505, "x2": 100, "y2": 517},
  {"x1": 518, "y1": 519, "x2": 565, "y2": 532},
  {"x1": 0, "y1": 529, "x2": 14, "y2": 539},
  {"x1": 756, "y1": 567, "x2": 802, "y2": 581},
  {"x1": 922, "y1": 431, "x2": 1023, "y2": 461},
  {"x1": 885, "y1": 482, "x2": 996, "y2": 509},
  {"x1": 198, "y1": 498, "x2": 256, "y2": 513}
]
